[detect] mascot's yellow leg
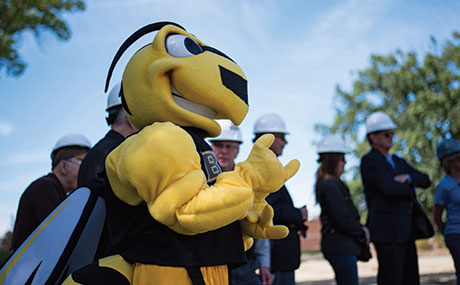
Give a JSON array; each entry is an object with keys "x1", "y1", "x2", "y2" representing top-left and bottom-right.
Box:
[
  {"x1": 62, "y1": 254, "x2": 134, "y2": 284},
  {"x1": 201, "y1": 265, "x2": 229, "y2": 284},
  {"x1": 133, "y1": 264, "x2": 228, "y2": 284},
  {"x1": 99, "y1": 255, "x2": 134, "y2": 282}
]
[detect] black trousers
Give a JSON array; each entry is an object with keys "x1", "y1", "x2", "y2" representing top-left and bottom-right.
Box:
[{"x1": 374, "y1": 239, "x2": 419, "y2": 285}]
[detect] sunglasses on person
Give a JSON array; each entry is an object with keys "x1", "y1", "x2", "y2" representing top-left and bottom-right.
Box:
[
  {"x1": 379, "y1": 130, "x2": 394, "y2": 138},
  {"x1": 212, "y1": 142, "x2": 239, "y2": 150}
]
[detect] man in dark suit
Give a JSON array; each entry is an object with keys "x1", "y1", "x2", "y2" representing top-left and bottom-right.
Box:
[
  {"x1": 253, "y1": 113, "x2": 308, "y2": 285},
  {"x1": 77, "y1": 82, "x2": 137, "y2": 187},
  {"x1": 76, "y1": 82, "x2": 137, "y2": 258},
  {"x1": 360, "y1": 111, "x2": 433, "y2": 285}
]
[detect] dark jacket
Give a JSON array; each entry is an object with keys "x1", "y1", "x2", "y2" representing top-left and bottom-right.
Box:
[
  {"x1": 316, "y1": 178, "x2": 365, "y2": 256},
  {"x1": 11, "y1": 173, "x2": 67, "y2": 251},
  {"x1": 266, "y1": 185, "x2": 304, "y2": 271},
  {"x1": 77, "y1": 130, "x2": 125, "y2": 257},
  {"x1": 360, "y1": 149, "x2": 431, "y2": 243},
  {"x1": 77, "y1": 130, "x2": 124, "y2": 187}
]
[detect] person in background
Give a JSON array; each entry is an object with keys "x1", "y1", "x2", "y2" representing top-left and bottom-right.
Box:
[
  {"x1": 209, "y1": 120, "x2": 271, "y2": 285},
  {"x1": 253, "y1": 113, "x2": 308, "y2": 285},
  {"x1": 11, "y1": 133, "x2": 91, "y2": 252},
  {"x1": 360, "y1": 111, "x2": 432, "y2": 285},
  {"x1": 209, "y1": 120, "x2": 242, "y2": 173},
  {"x1": 315, "y1": 134, "x2": 370, "y2": 285},
  {"x1": 434, "y1": 138, "x2": 460, "y2": 284},
  {"x1": 77, "y1": 82, "x2": 137, "y2": 187},
  {"x1": 77, "y1": 82, "x2": 137, "y2": 258}
]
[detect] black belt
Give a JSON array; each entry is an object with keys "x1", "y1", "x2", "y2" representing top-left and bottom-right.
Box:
[{"x1": 186, "y1": 267, "x2": 205, "y2": 285}]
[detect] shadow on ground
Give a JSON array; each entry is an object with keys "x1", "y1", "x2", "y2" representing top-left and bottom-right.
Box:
[{"x1": 297, "y1": 272, "x2": 456, "y2": 285}]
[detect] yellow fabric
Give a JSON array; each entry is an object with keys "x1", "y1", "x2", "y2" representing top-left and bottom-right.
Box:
[
  {"x1": 61, "y1": 255, "x2": 133, "y2": 284},
  {"x1": 61, "y1": 275, "x2": 79, "y2": 285},
  {"x1": 98, "y1": 255, "x2": 134, "y2": 282},
  {"x1": 236, "y1": 134, "x2": 300, "y2": 195},
  {"x1": 106, "y1": 127, "x2": 299, "y2": 238},
  {"x1": 240, "y1": 204, "x2": 289, "y2": 239},
  {"x1": 106, "y1": 122, "x2": 254, "y2": 235},
  {"x1": 235, "y1": 134, "x2": 299, "y2": 240},
  {"x1": 132, "y1": 264, "x2": 228, "y2": 284},
  {"x1": 201, "y1": 265, "x2": 228, "y2": 284},
  {"x1": 133, "y1": 264, "x2": 191, "y2": 284},
  {"x1": 242, "y1": 234, "x2": 254, "y2": 251},
  {"x1": 122, "y1": 24, "x2": 248, "y2": 137}
]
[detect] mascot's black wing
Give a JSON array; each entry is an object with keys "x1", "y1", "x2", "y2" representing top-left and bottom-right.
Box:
[{"x1": 0, "y1": 187, "x2": 106, "y2": 284}]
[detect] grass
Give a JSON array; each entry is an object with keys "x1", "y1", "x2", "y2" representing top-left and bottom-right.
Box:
[
  {"x1": 416, "y1": 234, "x2": 446, "y2": 251},
  {"x1": 302, "y1": 249, "x2": 321, "y2": 255}
]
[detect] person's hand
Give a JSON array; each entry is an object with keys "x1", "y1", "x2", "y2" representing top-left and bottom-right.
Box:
[
  {"x1": 394, "y1": 174, "x2": 409, "y2": 183},
  {"x1": 300, "y1": 206, "x2": 308, "y2": 221},
  {"x1": 259, "y1": 266, "x2": 272, "y2": 285},
  {"x1": 362, "y1": 226, "x2": 371, "y2": 245},
  {"x1": 299, "y1": 223, "x2": 308, "y2": 238}
]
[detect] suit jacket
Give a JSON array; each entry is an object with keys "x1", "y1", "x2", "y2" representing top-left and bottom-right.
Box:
[
  {"x1": 317, "y1": 178, "x2": 365, "y2": 255},
  {"x1": 360, "y1": 149, "x2": 431, "y2": 243},
  {"x1": 77, "y1": 130, "x2": 125, "y2": 187},
  {"x1": 266, "y1": 185, "x2": 304, "y2": 271}
]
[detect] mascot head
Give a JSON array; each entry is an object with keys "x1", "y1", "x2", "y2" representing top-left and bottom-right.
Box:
[{"x1": 105, "y1": 22, "x2": 248, "y2": 137}]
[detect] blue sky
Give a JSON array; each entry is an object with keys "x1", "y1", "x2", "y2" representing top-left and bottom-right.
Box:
[{"x1": 1, "y1": 0, "x2": 459, "y2": 235}]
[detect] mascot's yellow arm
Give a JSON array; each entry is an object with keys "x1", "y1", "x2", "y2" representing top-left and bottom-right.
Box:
[{"x1": 106, "y1": 122, "x2": 254, "y2": 235}]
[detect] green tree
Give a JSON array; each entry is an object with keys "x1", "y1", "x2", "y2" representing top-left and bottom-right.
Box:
[
  {"x1": 0, "y1": 0, "x2": 86, "y2": 77},
  {"x1": 0, "y1": 230, "x2": 12, "y2": 263},
  {"x1": 316, "y1": 32, "x2": 460, "y2": 220}
]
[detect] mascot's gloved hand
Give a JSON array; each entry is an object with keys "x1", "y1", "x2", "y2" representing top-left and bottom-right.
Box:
[
  {"x1": 240, "y1": 203, "x2": 288, "y2": 240},
  {"x1": 106, "y1": 123, "x2": 256, "y2": 236},
  {"x1": 235, "y1": 134, "x2": 300, "y2": 222},
  {"x1": 237, "y1": 134, "x2": 300, "y2": 196}
]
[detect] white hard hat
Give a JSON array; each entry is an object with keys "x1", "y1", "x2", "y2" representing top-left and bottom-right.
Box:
[
  {"x1": 106, "y1": 82, "x2": 122, "y2": 111},
  {"x1": 366, "y1": 111, "x2": 396, "y2": 135},
  {"x1": 253, "y1": 113, "x2": 288, "y2": 134},
  {"x1": 51, "y1": 133, "x2": 91, "y2": 155},
  {"x1": 317, "y1": 134, "x2": 347, "y2": 154},
  {"x1": 209, "y1": 120, "x2": 243, "y2": 143}
]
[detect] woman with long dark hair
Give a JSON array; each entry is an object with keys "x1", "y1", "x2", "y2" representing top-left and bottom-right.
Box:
[{"x1": 315, "y1": 135, "x2": 370, "y2": 285}]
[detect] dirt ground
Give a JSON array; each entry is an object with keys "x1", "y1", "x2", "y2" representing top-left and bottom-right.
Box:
[{"x1": 296, "y1": 248, "x2": 456, "y2": 284}]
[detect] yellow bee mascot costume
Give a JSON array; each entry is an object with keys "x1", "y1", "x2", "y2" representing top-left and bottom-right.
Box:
[{"x1": 64, "y1": 21, "x2": 300, "y2": 284}]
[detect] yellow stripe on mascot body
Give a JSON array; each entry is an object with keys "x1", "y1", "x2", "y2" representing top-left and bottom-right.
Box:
[{"x1": 64, "y1": 21, "x2": 299, "y2": 284}]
